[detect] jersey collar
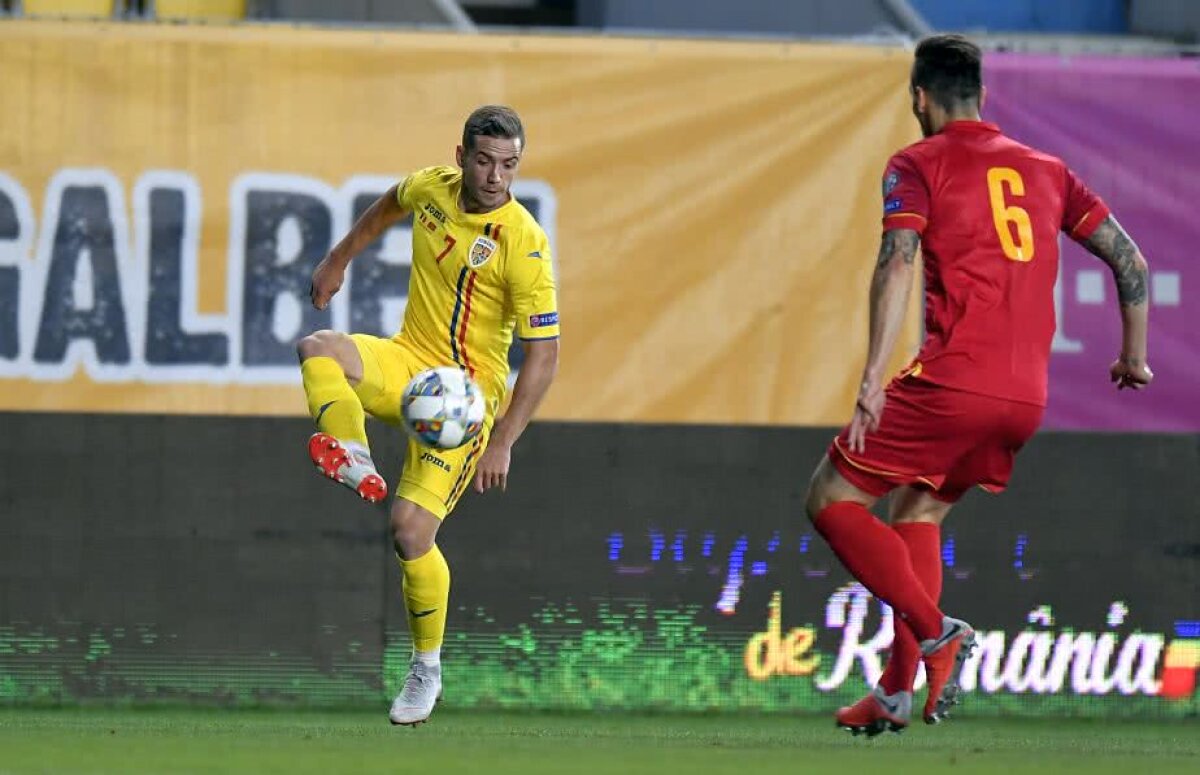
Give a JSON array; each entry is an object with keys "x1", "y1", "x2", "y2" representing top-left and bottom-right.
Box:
[{"x1": 942, "y1": 119, "x2": 1000, "y2": 135}]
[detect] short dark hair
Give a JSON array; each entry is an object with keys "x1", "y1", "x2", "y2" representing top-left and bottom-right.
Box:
[
  {"x1": 462, "y1": 105, "x2": 525, "y2": 151},
  {"x1": 912, "y1": 34, "x2": 983, "y2": 110}
]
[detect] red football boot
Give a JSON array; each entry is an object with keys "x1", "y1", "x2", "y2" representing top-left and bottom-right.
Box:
[
  {"x1": 835, "y1": 687, "x2": 912, "y2": 737},
  {"x1": 920, "y1": 617, "x2": 977, "y2": 724},
  {"x1": 307, "y1": 433, "x2": 388, "y2": 503}
]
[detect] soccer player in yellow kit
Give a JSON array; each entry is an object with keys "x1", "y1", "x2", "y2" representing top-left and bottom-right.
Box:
[{"x1": 296, "y1": 106, "x2": 560, "y2": 726}]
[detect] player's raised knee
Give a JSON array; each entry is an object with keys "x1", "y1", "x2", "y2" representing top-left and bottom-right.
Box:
[
  {"x1": 805, "y1": 457, "x2": 877, "y2": 524},
  {"x1": 804, "y1": 483, "x2": 830, "y2": 524},
  {"x1": 297, "y1": 329, "x2": 361, "y2": 373},
  {"x1": 298, "y1": 330, "x2": 338, "y2": 360},
  {"x1": 804, "y1": 462, "x2": 836, "y2": 523}
]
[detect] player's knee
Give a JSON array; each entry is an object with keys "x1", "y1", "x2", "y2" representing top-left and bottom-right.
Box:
[
  {"x1": 298, "y1": 331, "x2": 362, "y2": 382},
  {"x1": 296, "y1": 330, "x2": 339, "y2": 361},
  {"x1": 392, "y1": 522, "x2": 436, "y2": 559},
  {"x1": 804, "y1": 466, "x2": 836, "y2": 524},
  {"x1": 804, "y1": 457, "x2": 877, "y2": 524},
  {"x1": 390, "y1": 506, "x2": 438, "y2": 559},
  {"x1": 804, "y1": 484, "x2": 830, "y2": 525}
]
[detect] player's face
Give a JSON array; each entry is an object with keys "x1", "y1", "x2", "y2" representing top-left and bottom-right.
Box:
[
  {"x1": 456, "y1": 136, "x2": 523, "y2": 213},
  {"x1": 911, "y1": 85, "x2": 935, "y2": 138}
]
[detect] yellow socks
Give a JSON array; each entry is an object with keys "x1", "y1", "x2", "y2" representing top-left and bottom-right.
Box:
[
  {"x1": 301, "y1": 356, "x2": 368, "y2": 448},
  {"x1": 399, "y1": 545, "x2": 451, "y2": 654}
]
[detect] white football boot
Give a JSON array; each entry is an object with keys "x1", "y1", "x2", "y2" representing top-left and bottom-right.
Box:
[{"x1": 389, "y1": 660, "x2": 442, "y2": 727}]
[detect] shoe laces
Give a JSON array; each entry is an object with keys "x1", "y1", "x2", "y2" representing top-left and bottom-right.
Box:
[{"x1": 399, "y1": 663, "x2": 436, "y2": 704}]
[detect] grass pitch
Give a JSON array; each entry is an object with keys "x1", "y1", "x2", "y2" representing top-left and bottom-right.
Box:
[{"x1": 0, "y1": 707, "x2": 1196, "y2": 774}]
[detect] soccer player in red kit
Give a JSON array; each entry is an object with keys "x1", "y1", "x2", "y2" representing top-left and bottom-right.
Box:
[{"x1": 804, "y1": 34, "x2": 1152, "y2": 736}]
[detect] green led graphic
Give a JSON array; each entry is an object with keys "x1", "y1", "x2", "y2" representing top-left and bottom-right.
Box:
[{"x1": 2, "y1": 599, "x2": 1195, "y2": 718}]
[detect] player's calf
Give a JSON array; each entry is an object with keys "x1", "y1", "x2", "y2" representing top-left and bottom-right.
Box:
[{"x1": 307, "y1": 433, "x2": 388, "y2": 503}]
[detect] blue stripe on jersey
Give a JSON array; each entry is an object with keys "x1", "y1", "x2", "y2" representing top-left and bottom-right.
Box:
[{"x1": 449, "y1": 267, "x2": 468, "y2": 365}]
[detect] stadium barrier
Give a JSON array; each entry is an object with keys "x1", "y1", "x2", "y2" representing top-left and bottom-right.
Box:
[{"x1": 2, "y1": 412, "x2": 1196, "y2": 716}]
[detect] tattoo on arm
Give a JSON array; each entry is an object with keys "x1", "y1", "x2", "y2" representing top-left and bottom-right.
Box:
[
  {"x1": 1081, "y1": 216, "x2": 1148, "y2": 306},
  {"x1": 875, "y1": 229, "x2": 921, "y2": 270}
]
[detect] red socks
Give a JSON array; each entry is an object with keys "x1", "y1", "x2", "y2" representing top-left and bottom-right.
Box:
[
  {"x1": 879, "y1": 521, "x2": 943, "y2": 694},
  {"x1": 813, "y1": 501, "x2": 944, "y2": 641}
]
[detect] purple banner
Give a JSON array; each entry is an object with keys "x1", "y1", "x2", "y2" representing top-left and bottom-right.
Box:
[{"x1": 984, "y1": 54, "x2": 1199, "y2": 431}]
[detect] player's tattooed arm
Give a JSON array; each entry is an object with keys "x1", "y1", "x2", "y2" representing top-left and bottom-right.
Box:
[
  {"x1": 863, "y1": 229, "x2": 920, "y2": 387},
  {"x1": 849, "y1": 228, "x2": 921, "y2": 449},
  {"x1": 1081, "y1": 216, "x2": 1148, "y2": 306},
  {"x1": 1079, "y1": 215, "x2": 1153, "y2": 388},
  {"x1": 874, "y1": 228, "x2": 921, "y2": 269}
]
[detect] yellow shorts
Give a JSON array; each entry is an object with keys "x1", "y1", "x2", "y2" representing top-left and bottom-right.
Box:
[{"x1": 349, "y1": 334, "x2": 493, "y2": 519}]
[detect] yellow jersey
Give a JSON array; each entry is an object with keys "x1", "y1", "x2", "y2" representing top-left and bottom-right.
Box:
[{"x1": 394, "y1": 166, "x2": 560, "y2": 403}]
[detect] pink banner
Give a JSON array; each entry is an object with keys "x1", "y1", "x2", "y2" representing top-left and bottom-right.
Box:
[{"x1": 984, "y1": 54, "x2": 1199, "y2": 431}]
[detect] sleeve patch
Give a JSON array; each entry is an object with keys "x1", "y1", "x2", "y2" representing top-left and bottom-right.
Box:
[{"x1": 883, "y1": 171, "x2": 900, "y2": 197}]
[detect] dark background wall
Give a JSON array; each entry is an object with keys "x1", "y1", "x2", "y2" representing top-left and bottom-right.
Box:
[{"x1": 1, "y1": 413, "x2": 1197, "y2": 711}]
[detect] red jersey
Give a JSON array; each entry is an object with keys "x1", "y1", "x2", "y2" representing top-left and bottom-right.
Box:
[{"x1": 882, "y1": 120, "x2": 1109, "y2": 406}]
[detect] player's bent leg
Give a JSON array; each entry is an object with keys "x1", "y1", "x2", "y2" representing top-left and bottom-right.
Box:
[
  {"x1": 880, "y1": 488, "x2": 957, "y2": 722},
  {"x1": 297, "y1": 331, "x2": 386, "y2": 503},
  {"x1": 389, "y1": 496, "x2": 447, "y2": 727},
  {"x1": 806, "y1": 459, "x2": 917, "y2": 736},
  {"x1": 889, "y1": 488, "x2": 975, "y2": 724},
  {"x1": 806, "y1": 457, "x2": 945, "y2": 641}
]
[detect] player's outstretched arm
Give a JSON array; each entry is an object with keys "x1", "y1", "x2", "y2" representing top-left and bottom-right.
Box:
[
  {"x1": 1079, "y1": 216, "x2": 1153, "y2": 390},
  {"x1": 847, "y1": 228, "x2": 920, "y2": 453},
  {"x1": 473, "y1": 338, "x2": 560, "y2": 494},
  {"x1": 310, "y1": 184, "x2": 410, "y2": 310}
]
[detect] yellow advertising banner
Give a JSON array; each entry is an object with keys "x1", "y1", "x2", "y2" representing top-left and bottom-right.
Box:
[{"x1": 0, "y1": 20, "x2": 919, "y2": 425}]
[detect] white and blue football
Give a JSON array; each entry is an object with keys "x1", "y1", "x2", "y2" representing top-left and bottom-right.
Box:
[{"x1": 400, "y1": 367, "x2": 486, "y2": 450}]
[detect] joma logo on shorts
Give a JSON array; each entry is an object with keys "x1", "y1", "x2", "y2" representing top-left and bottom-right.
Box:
[{"x1": 420, "y1": 451, "x2": 451, "y2": 472}]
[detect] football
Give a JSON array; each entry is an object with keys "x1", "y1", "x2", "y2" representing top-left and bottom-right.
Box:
[{"x1": 401, "y1": 367, "x2": 486, "y2": 450}]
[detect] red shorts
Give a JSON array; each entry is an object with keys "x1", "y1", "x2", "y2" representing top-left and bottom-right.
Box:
[{"x1": 828, "y1": 375, "x2": 1043, "y2": 503}]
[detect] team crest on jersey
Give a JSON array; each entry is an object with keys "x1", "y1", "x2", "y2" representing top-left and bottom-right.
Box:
[{"x1": 468, "y1": 236, "x2": 497, "y2": 268}]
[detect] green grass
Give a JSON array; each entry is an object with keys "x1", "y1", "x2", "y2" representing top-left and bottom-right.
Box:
[{"x1": 0, "y1": 707, "x2": 1196, "y2": 774}]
